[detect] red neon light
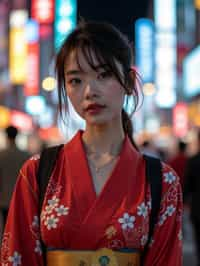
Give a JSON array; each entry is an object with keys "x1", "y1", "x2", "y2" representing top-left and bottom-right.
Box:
[
  {"x1": 39, "y1": 24, "x2": 52, "y2": 39},
  {"x1": 24, "y1": 42, "x2": 39, "y2": 96},
  {"x1": 173, "y1": 102, "x2": 188, "y2": 138},
  {"x1": 31, "y1": 0, "x2": 54, "y2": 24}
]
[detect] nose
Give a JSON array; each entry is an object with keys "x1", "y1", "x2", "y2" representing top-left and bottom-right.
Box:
[{"x1": 84, "y1": 79, "x2": 99, "y2": 99}]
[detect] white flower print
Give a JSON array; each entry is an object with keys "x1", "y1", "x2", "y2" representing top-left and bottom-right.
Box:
[
  {"x1": 137, "y1": 203, "x2": 148, "y2": 218},
  {"x1": 55, "y1": 205, "x2": 69, "y2": 216},
  {"x1": 34, "y1": 240, "x2": 42, "y2": 255},
  {"x1": 166, "y1": 205, "x2": 176, "y2": 216},
  {"x1": 41, "y1": 211, "x2": 46, "y2": 221},
  {"x1": 8, "y1": 251, "x2": 22, "y2": 266},
  {"x1": 32, "y1": 216, "x2": 39, "y2": 227},
  {"x1": 158, "y1": 204, "x2": 176, "y2": 226},
  {"x1": 44, "y1": 215, "x2": 59, "y2": 230},
  {"x1": 141, "y1": 235, "x2": 148, "y2": 246},
  {"x1": 48, "y1": 196, "x2": 59, "y2": 208},
  {"x1": 164, "y1": 171, "x2": 176, "y2": 184},
  {"x1": 158, "y1": 214, "x2": 167, "y2": 226},
  {"x1": 45, "y1": 204, "x2": 54, "y2": 214},
  {"x1": 118, "y1": 213, "x2": 135, "y2": 230}
]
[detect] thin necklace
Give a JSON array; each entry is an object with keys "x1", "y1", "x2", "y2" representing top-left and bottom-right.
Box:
[{"x1": 89, "y1": 156, "x2": 118, "y2": 173}]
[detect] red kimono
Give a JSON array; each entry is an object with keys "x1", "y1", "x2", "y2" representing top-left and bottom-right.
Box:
[{"x1": 1, "y1": 131, "x2": 183, "y2": 265}]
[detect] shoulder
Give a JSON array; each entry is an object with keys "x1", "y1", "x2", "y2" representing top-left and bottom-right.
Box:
[
  {"x1": 21, "y1": 153, "x2": 40, "y2": 170},
  {"x1": 5, "y1": 154, "x2": 41, "y2": 199},
  {"x1": 145, "y1": 157, "x2": 182, "y2": 201},
  {"x1": 161, "y1": 162, "x2": 182, "y2": 192},
  {"x1": 18, "y1": 154, "x2": 40, "y2": 184},
  {"x1": 154, "y1": 162, "x2": 183, "y2": 227},
  {"x1": 160, "y1": 162, "x2": 182, "y2": 207},
  {"x1": 162, "y1": 162, "x2": 179, "y2": 182}
]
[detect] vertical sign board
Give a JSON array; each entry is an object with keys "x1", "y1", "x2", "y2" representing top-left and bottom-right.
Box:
[
  {"x1": 24, "y1": 19, "x2": 39, "y2": 96},
  {"x1": 173, "y1": 102, "x2": 188, "y2": 138},
  {"x1": 0, "y1": 2, "x2": 8, "y2": 69},
  {"x1": 31, "y1": 0, "x2": 54, "y2": 24},
  {"x1": 135, "y1": 18, "x2": 154, "y2": 83},
  {"x1": 9, "y1": 10, "x2": 28, "y2": 84},
  {"x1": 54, "y1": 0, "x2": 77, "y2": 51},
  {"x1": 183, "y1": 46, "x2": 200, "y2": 99},
  {"x1": 154, "y1": 0, "x2": 177, "y2": 108},
  {"x1": 24, "y1": 43, "x2": 39, "y2": 95}
]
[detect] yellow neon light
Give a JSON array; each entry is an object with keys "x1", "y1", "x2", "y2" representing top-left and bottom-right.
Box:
[
  {"x1": 195, "y1": 0, "x2": 200, "y2": 9},
  {"x1": 0, "y1": 106, "x2": 10, "y2": 128},
  {"x1": 9, "y1": 27, "x2": 27, "y2": 84}
]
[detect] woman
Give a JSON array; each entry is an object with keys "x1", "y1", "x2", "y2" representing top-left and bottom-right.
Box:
[{"x1": 1, "y1": 21, "x2": 182, "y2": 265}]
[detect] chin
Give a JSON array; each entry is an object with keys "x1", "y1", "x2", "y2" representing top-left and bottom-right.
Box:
[{"x1": 86, "y1": 117, "x2": 110, "y2": 126}]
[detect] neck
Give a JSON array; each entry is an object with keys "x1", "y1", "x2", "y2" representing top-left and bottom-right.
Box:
[{"x1": 82, "y1": 124, "x2": 125, "y2": 156}]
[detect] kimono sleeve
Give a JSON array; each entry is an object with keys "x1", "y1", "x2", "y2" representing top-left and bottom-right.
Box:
[
  {"x1": 144, "y1": 163, "x2": 183, "y2": 266},
  {"x1": 0, "y1": 155, "x2": 44, "y2": 266}
]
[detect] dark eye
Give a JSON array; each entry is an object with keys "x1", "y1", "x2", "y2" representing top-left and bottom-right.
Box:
[
  {"x1": 98, "y1": 70, "x2": 112, "y2": 79},
  {"x1": 68, "y1": 78, "x2": 82, "y2": 86}
]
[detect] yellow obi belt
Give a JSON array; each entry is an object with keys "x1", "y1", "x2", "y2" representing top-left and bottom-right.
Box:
[{"x1": 47, "y1": 248, "x2": 140, "y2": 266}]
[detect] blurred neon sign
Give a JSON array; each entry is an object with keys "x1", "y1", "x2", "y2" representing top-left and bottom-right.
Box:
[
  {"x1": 135, "y1": 18, "x2": 154, "y2": 83},
  {"x1": 9, "y1": 10, "x2": 28, "y2": 84},
  {"x1": 183, "y1": 46, "x2": 200, "y2": 98},
  {"x1": 154, "y1": 0, "x2": 177, "y2": 108},
  {"x1": 173, "y1": 102, "x2": 188, "y2": 138},
  {"x1": 31, "y1": 0, "x2": 54, "y2": 24},
  {"x1": 54, "y1": 0, "x2": 77, "y2": 50}
]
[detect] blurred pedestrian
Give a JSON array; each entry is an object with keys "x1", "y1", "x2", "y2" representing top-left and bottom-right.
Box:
[
  {"x1": 1, "y1": 21, "x2": 182, "y2": 265},
  {"x1": 184, "y1": 131, "x2": 200, "y2": 266},
  {"x1": 0, "y1": 126, "x2": 29, "y2": 230},
  {"x1": 168, "y1": 140, "x2": 188, "y2": 190}
]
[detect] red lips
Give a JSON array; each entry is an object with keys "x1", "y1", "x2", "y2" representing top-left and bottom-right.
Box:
[{"x1": 85, "y1": 103, "x2": 105, "y2": 114}]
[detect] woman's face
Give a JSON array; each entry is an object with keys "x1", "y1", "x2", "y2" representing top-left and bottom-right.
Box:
[{"x1": 64, "y1": 49, "x2": 125, "y2": 127}]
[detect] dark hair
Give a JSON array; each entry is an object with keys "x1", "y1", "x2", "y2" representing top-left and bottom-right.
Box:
[
  {"x1": 178, "y1": 140, "x2": 187, "y2": 152},
  {"x1": 5, "y1": 125, "x2": 18, "y2": 140},
  {"x1": 55, "y1": 20, "x2": 141, "y2": 149}
]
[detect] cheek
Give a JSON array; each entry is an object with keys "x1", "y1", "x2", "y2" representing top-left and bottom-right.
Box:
[
  {"x1": 105, "y1": 83, "x2": 124, "y2": 107},
  {"x1": 67, "y1": 89, "x2": 82, "y2": 112}
]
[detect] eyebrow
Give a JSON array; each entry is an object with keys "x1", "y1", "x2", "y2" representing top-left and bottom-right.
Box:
[
  {"x1": 65, "y1": 70, "x2": 82, "y2": 76},
  {"x1": 65, "y1": 64, "x2": 109, "y2": 76}
]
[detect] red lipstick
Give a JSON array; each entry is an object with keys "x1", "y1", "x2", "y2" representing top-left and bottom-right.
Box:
[{"x1": 85, "y1": 103, "x2": 105, "y2": 115}]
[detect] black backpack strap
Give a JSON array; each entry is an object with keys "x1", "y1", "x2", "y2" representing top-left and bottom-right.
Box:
[
  {"x1": 37, "y1": 144, "x2": 64, "y2": 213},
  {"x1": 37, "y1": 144, "x2": 64, "y2": 263},
  {"x1": 141, "y1": 155, "x2": 162, "y2": 263}
]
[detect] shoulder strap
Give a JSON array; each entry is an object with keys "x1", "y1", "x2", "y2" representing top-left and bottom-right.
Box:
[
  {"x1": 37, "y1": 144, "x2": 64, "y2": 213},
  {"x1": 142, "y1": 155, "x2": 162, "y2": 262},
  {"x1": 37, "y1": 144, "x2": 64, "y2": 262}
]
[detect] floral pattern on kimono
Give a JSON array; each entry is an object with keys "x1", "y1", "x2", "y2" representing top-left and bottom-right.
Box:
[{"x1": 0, "y1": 131, "x2": 182, "y2": 266}]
